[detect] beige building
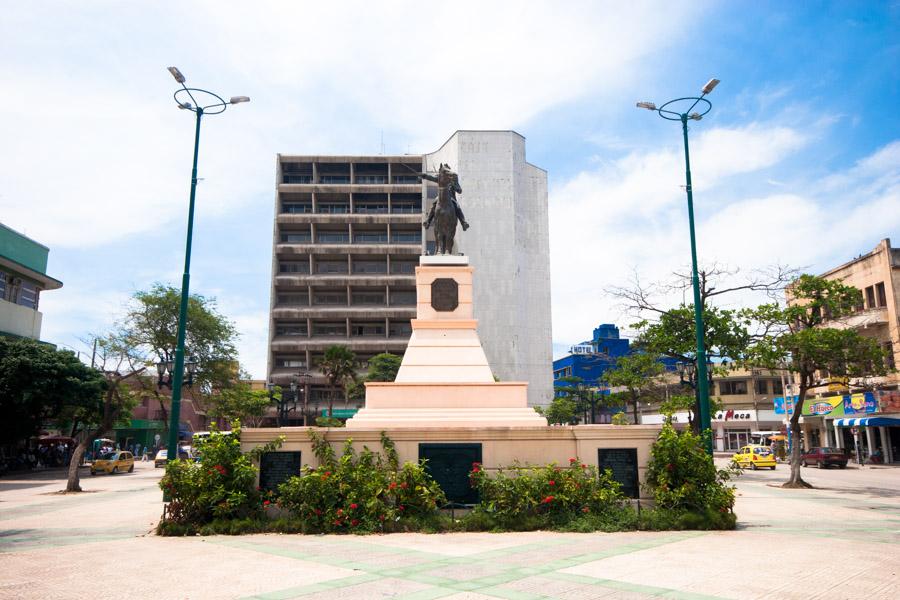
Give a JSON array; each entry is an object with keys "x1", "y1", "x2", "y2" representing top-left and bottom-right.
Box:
[{"x1": 817, "y1": 238, "x2": 899, "y2": 388}]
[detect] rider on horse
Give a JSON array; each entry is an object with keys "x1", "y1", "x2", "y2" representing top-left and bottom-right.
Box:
[{"x1": 422, "y1": 164, "x2": 470, "y2": 231}]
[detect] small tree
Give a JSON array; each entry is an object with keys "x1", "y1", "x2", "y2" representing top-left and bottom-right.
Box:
[
  {"x1": 207, "y1": 380, "x2": 272, "y2": 427},
  {"x1": 746, "y1": 275, "x2": 887, "y2": 488},
  {"x1": 319, "y1": 345, "x2": 357, "y2": 418},
  {"x1": 540, "y1": 395, "x2": 577, "y2": 425},
  {"x1": 602, "y1": 353, "x2": 666, "y2": 425},
  {"x1": 365, "y1": 353, "x2": 402, "y2": 382}
]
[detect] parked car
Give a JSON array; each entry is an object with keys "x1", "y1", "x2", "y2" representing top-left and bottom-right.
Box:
[
  {"x1": 801, "y1": 447, "x2": 848, "y2": 469},
  {"x1": 154, "y1": 447, "x2": 190, "y2": 468},
  {"x1": 731, "y1": 444, "x2": 776, "y2": 470},
  {"x1": 91, "y1": 451, "x2": 134, "y2": 475}
]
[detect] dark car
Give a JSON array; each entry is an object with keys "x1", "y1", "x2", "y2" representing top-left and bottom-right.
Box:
[{"x1": 801, "y1": 447, "x2": 848, "y2": 469}]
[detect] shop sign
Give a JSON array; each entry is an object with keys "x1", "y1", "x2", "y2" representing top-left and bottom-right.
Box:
[
  {"x1": 843, "y1": 392, "x2": 876, "y2": 415},
  {"x1": 714, "y1": 410, "x2": 754, "y2": 421},
  {"x1": 800, "y1": 396, "x2": 844, "y2": 417},
  {"x1": 773, "y1": 396, "x2": 799, "y2": 415}
]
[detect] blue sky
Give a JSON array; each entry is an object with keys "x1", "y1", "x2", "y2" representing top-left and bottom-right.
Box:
[{"x1": 2, "y1": 1, "x2": 898, "y2": 377}]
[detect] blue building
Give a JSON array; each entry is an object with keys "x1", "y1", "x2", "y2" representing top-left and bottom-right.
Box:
[{"x1": 552, "y1": 324, "x2": 633, "y2": 423}]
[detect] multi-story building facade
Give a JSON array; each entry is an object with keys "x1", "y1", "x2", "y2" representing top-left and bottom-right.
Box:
[
  {"x1": 0, "y1": 223, "x2": 62, "y2": 341},
  {"x1": 268, "y1": 131, "x2": 553, "y2": 416}
]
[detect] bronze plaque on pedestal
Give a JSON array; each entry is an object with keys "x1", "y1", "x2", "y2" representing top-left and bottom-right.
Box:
[{"x1": 431, "y1": 278, "x2": 458, "y2": 311}]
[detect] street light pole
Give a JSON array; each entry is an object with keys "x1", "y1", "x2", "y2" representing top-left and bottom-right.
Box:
[
  {"x1": 638, "y1": 78, "x2": 720, "y2": 454},
  {"x1": 164, "y1": 66, "x2": 249, "y2": 465}
]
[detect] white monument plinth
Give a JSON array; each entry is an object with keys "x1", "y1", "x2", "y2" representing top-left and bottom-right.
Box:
[{"x1": 345, "y1": 256, "x2": 546, "y2": 429}]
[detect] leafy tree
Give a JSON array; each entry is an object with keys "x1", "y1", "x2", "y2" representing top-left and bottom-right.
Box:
[
  {"x1": 207, "y1": 380, "x2": 272, "y2": 427},
  {"x1": 746, "y1": 275, "x2": 887, "y2": 488},
  {"x1": 539, "y1": 395, "x2": 577, "y2": 425},
  {"x1": 365, "y1": 353, "x2": 402, "y2": 382},
  {"x1": 0, "y1": 337, "x2": 105, "y2": 448},
  {"x1": 610, "y1": 412, "x2": 630, "y2": 426},
  {"x1": 602, "y1": 353, "x2": 666, "y2": 424},
  {"x1": 119, "y1": 284, "x2": 239, "y2": 429},
  {"x1": 319, "y1": 345, "x2": 357, "y2": 418},
  {"x1": 657, "y1": 394, "x2": 724, "y2": 427}
]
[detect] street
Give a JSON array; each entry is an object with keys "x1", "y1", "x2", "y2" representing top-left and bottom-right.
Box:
[{"x1": 1, "y1": 460, "x2": 898, "y2": 599}]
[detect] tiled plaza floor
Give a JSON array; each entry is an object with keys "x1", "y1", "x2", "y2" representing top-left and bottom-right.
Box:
[{"x1": 1, "y1": 461, "x2": 900, "y2": 599}]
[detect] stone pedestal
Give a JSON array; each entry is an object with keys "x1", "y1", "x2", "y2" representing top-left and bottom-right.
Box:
[{"x1": 346, "y1": 256, "x2": 546, "y2": 429}]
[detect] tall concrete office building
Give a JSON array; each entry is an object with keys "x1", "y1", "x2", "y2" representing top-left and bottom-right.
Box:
[{"x1": 268, "y1": 131, "x2": 552, "y2": 416}]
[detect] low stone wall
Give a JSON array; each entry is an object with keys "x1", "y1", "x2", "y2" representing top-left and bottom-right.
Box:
[{"x1": 242, "y1": 424, "x2": 661, "y2": 500}]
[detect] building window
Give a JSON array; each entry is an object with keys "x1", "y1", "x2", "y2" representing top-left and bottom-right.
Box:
[
  {"x1": 276, "y1": 293, "x2": 308, "y2": 306},
  {"x1": 865, "y1": 285, "x2": 876, "y2": 309},
  {"x1": 718, "y1": 380, "x2": 748, "y2": 395},
  {"x1": 320, "y1": 176, "x2": 350, "y2": 184},
  {"x1": 275, "y1": 324, "x2": 307, "y2": 336},
  {"x1": 315, "y1": 261, "x2": 348, "y2": 274},
  {"x1": 279, "y1": 262, "x2": 309, "y2": 274},
  {"x1": 313, "y1": 292, "x2": 347, "y2": 306},
  {"x1": 875, "y1": 282, "x2": 887, "y2": 308},
  {"x1": 351, "y1": 323, "x2": 385, "y2": 337},
  {"x1": 392, "y1": 175, "x2": 419, "y2": 184},
  {"x1": 885, "y1": 342, "x2": 896, "y2": 370},
  {"x1": 17, "y1": 281, "x2": 38, "y2": 309},
  {"x1": 389, "y1": 321, "x2": 411, "y2": 337},
  {"x1": 351, "y1": 292, "x2": 386, "y2": 305},
  {"x1": 280, "y1": 232, "x2": 311, "y2": 243},
  {"x1": 354, "y1": 203, "x2": 388, "y2": 214},
  {"x1": 283, "y1": 174, "x2": 312, "y2": 184},
  {"x1": 0, "y1": 271, "x2": 6, "y2": 301},
  {"x1": 391, "y1": 203, "x2": 421, "y2": 214},
  {"x1": 275, "y1": 357, "x2": 306, "y2": 368},
  {"x1": 355, "y1": 175, "x2": 387, "y2": 184},
  {"x1": 353, "y1": 232, "x2": 388, "y2": 244},
  {"x1": 316, "y1": 231, "x2": 350, "y2": 243},
  {"x1": 390, "y1": 261, "x2": 416, "y2": 274},
  {"x1": 772, "y1": 379, "x2": 784, "y2": 394},
  {"x1": 312, "y1": 322, "x2": 346, "y2": 337},
  {"x1": 755, "y1": 379, "x2": 769, "y2": 395},
  {"x1": 282, "y1": 203, "x2": 312, "y2": 214},
  {"x1": 352, "y1": 260, "x2": 387, "y2": 274},
  {"x1": 390, "y1": 290, "x2": 416, "y2": 306},
  {"x1": 391, "y1": 231, "x2": 421, "y2": 244}
]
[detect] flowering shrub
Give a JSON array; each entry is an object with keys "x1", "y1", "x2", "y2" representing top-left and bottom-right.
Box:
[
  {"x1": 159, "y1": 424, "x2": 280, "y2": 526},
  {"x1": 276, "y1": 431, "x2": 446, "y2": 533},
  {"x1": 644, "y1": 422, "x2": 737, "y2": 528},
  {"x1": 468, "y1": 458, "x2": 626, "y2": 530}
]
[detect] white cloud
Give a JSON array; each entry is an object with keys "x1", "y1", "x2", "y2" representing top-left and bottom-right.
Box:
[{"x1": 549, "y1": 124, "x2": 900, "y2": 353}]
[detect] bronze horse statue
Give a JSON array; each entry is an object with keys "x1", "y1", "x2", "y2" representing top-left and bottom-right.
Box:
[{"x1": 421, "y1": 163, "x2": 467, "y2": 255}]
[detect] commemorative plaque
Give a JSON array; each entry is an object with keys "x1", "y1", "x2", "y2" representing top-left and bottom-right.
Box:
[
  {"x1": 259, "y1": 451, "x2": 302, "y2": 492},
  {"x1": 597, "y1": 448, "x2": 639, "y2": 499},
  {"x1": 430, "y1": 278, "x2": 459, "y2": 312}
]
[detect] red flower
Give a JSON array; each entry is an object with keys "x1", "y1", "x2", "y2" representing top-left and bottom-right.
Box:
[
  {"x1": 582, "y1": 507, "x2": 589, "y2": 513},
  {"x1": 548, "y1": 480, "x2": 555, "y2": 486},
  {"x1": 569, "y1": 458, "x2": 577, "y2": 464},
  {"x1": 400, "y1": 482, "x2": 408, "y2": 489},
  {"x1": 314, "y1": 509, "x2": 323, "y2": 516},
  {"x1": 581, "y1": 464, "x2": 587, "y2": 469},
  {"x1": 398, "y1": 505, "x2": 405, "y2": 511},
  {"x1": 388, "y1": 482, "x2": 397, "y2": 490},
  {"x1": 323, "y1": 471, "x2": 331, "y2": 477},
  {"x1": 350, "y1": 503, "x2": 358, "y2": 510},
  {"x1": 337, "y1": 508, "x2": 343, "y2": 516},
  {"x1": 263, "y1": 500, "x2": 271, "y2": 506},
  {"x1": 666, "y1": 463, "x2": 675, "y2": 472},
  {"x1": 471, "y1": 467, "x2": 481, "y2": 474},
  {"x1": 351, "y1": 519, "x2": 359, "y2": 526},
  {"x1": 333, "y1": 519, "x2": 342, "y2": 526},
  {"x1": 542, "y1": 496, "x2": 555, "y2": 504},
  {"x1": 378, "y1": 515, "x2": 385, "y2": 521},
  {"x1": 472, "y1": 462, "x2": 481, "y2": 467}
]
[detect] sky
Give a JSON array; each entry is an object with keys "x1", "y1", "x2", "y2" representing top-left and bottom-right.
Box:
[{"x1": 2, "y1": 1, "x2": 898, "y2": 378}]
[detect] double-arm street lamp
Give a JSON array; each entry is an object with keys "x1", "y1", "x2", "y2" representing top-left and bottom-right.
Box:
[
  {"x1": 164, "y1": 66, "x2": 249, "y2": 460},
  {"x1": 638, "y1": 77, "x2": 720, "y2": 454}
]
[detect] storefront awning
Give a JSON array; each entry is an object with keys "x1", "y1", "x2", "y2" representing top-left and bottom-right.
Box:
[{"x1": 834, "y1": 417, "x2": 900, "y2": 427}]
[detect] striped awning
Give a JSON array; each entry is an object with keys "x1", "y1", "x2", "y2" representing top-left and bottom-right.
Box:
[{"x1": 834, "y1": 417, "x2": 900, "y2": 427}]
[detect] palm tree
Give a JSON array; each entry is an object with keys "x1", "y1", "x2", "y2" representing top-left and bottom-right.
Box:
[{"x1": 319, "y1": 345, "x2": 357, "y2": 419}]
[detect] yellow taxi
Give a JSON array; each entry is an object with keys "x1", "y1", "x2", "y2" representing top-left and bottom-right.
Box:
[
  {"x1": 730, "y1": 444, "x2": 776, "y2": 470},
  {"x1": 91, "y1": 451, "x2": 135, "y2": 475}
]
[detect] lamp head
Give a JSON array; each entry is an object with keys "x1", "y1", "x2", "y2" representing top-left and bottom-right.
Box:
[
  {"x1": 229, "y1": 96, "x2": 250, "y2": 104},
  {"x1": 177, "y1": 101, "x2": 192, "y2": 110},
  {"x1": 701, "y1": 78, "x2": 720, "y2": 94},
  {"x1": 689, "y1": 113, "x2": 703, "y2": 121},
  {"x1": 167, "y1": 66, "x2": 186, "y2": 84},
  {"x1": 636, "y1": 101, "x2": 657, "y2": 111}
]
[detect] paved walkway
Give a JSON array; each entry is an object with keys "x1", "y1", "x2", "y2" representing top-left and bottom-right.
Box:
[{"x1": 1, "y1": 461, "x2": 899, "y2": 599}]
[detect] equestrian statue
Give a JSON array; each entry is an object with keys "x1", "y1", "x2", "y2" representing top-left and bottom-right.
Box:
[{"x1": 415, "y1": 163, "x2": 469, "y2": 255}]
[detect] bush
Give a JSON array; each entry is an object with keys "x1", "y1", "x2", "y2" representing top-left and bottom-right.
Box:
[
  {"x1": 644, "y1": 422, "x2": 737, "y2": 524},
  {"x1": 276, "y1": 431, "x2": 446, "y2": 533},
  {"x1": 467, "y1": 458, "x2": 627, "y2": 530},
  {"x1": 158, "y1": 424, "x2": 280, "y2": 526}
]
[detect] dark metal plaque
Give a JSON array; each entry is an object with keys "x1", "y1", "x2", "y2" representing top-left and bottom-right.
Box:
[
  {"x1": 419, "y1": 443, "x2": 481, "y2": 505},
  {"x1": 430, "y1": 278, "x2": 459, "y2": 311},
  {"x1": 598, "y1": 448, "x2": 640, "y2": 499},
  {"x1": 259, "y1": 451, "x2": 302, "y2": 492}
]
